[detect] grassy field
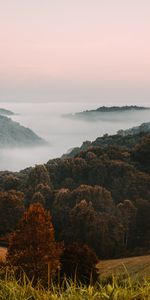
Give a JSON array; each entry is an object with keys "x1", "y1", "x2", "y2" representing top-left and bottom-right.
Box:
[
  {"x1": 0, "y1": 250, "x2": 150, "y2": 299},
  {"x1": 0, "y1": 275, "x2": 149, "y2": 299},
  {"x1": 97, "y1": 255, "x2": 150, "y2": 281}
]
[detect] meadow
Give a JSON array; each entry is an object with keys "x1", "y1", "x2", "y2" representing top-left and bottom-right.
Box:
[
  {"x1": 0, "y1": 249, "x2": 150, "y2": 299},
  {"x1": 0, "y1": 272, "x2": 149, "y2": 299}
]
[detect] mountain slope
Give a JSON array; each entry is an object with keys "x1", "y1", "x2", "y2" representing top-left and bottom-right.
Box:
[
  {"x1": 0, "y1": 108, "x2": 14, "y2": 116},
  {"x1": 63, "y1": 122, "x2": 150, "y2": 158},
  {"x1": 0, "y1": 115, "x2": 45, "y2": 147}
]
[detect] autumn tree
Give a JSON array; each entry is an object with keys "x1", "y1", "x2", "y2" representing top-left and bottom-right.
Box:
[{"x1": 7, "y1": 203, "x2": 62, "y2": 284}]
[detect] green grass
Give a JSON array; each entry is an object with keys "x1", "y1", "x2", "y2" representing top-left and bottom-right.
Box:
[
  {"x1": 0, "y1": 272, "x2": 150, "y2": 300},
  {"x1": 0, "y1": 254, "x2": 150, "y2": 299}
]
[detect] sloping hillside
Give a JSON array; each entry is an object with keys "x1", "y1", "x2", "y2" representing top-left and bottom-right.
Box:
[
  {"x1": 97, "y1": 255, "x2": 150, "y2": 280},
  {"x1": 0, "y1": 115, "x2": 45, "y2": 147},
  {"x1": 0, "y1": 108, "x2": 14, "y2": 116}
]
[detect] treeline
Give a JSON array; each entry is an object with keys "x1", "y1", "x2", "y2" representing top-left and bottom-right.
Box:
[{"x1": 0, "y1": 132, "x2": 150, "y2": 259}]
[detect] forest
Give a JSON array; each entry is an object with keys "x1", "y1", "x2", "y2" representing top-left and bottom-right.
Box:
[{"x1": 0, "y1": 130, "x2": 149, "y2": 262}]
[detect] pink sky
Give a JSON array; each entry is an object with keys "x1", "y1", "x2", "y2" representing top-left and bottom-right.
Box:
[{"x1": 0, "y1": 0, "x2": 150, "y2": 103}]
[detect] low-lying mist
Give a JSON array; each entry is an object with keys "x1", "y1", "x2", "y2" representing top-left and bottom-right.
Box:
[{"x1": 0, "y1": 102, "x2": 150, "y2": 171}]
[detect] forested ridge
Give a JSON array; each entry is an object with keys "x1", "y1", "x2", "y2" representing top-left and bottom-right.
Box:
[
  {"x1": 0, "y1": 131, "x2": 150, "y2": 260},
  {"x1": 0, "y1": 114, "x2": 45, "y2": 147}
]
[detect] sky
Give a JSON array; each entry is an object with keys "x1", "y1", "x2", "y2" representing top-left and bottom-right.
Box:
[{"x1": 0, "y1": 0, "x2": 150, "y2": 104}]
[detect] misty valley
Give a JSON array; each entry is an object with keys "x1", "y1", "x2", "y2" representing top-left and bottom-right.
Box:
[
  {"x1": 1, "y1": 1, "x2": 150, "y2": 297},
  {"x1": 0, "y1": 102, "x2": 150, "y2": 171},
  {"x1": 0, "y1": 102, "x2": 150, "y2": 295}
]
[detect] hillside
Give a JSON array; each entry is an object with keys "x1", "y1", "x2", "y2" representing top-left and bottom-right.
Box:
[
  {"x1": 62, "y1": 121, "x2": 150, "y2": 158},
  {"x1": 0, "y1": 129, "x2": 149, "y2": 261},
  {"x1": 0, "y1": 108, "x2": 14, "y2": 116},
  {"x1": 98, "y1": 255, "x2": 150, "y2": 280},
  {"x1": 118, "y1": 122, "x2": 150, "y2": 136},
  {"x1": 65, "y1": 105, "x2": 150, "y2": 120},
  {"x1": 0, "y1": 114, "x2": 46, "y2": 147}
]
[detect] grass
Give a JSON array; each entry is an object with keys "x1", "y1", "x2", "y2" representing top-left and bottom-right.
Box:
[
  {"x1": 0, "y1": 251, "x2": 150, "y2": 299},
  {"x1": 0, "y1": 273, "x2": 150, "y2": 300},
  {"x1": 97, "y1": 255, "x2": 150, "y2": 281}
]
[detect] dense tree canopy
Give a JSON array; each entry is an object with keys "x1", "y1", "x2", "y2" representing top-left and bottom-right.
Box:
[
  {"x1": 0, "y1": 131, "x2": 149, "y2": 259},
  {"x1": 0, "y1": 190, "x2": 24, "y2": 238}
]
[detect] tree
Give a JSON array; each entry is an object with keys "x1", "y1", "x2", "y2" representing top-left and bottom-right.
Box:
[
  {"x1": 3, "y1": 175, "x2": 20, "y2": 191},
  {"x1": 7, "y1": 203, "x2": 62, "y2": 284},
  {"x1": 117, "y1": 200, "x2": 137, "y2": 249},
  {"x1": 0, "y1": 190, "x2": 24, "y2": 238},
  {"x1": 25, "y1": 165, "x2": 53, "y2": 206},
  {"x1": 27, "y1": 165, "x2": 52, "y2": 188},
  {"x1": 132, "y1": 135, "x2": 150, "y2": 174},
  {"x1": 31, "y1": 191, "x2": 45, "y2": 206},
  {"x1": 60, "y1": 243, "x2": 98, "y2": 284},
  {"x1": 135, "y1": 198, "x2": 150, "y2": 248}
]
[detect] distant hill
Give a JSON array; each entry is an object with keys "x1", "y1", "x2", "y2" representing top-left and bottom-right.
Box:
[
  {"x1": 65, "y1": 105, "x2": 150, "y2": 120},
  {"x1": 0, "y1": 108, "x2": 14, "y2": 116},
  {"x1": 87, "y1": 105, "x2": 149, "y2": 113},
  {"x1": 63, "y1": 121, "x2": 150, "y2": 158},
  {"x1": 0, "y1": 115, "x2": 46, "y2": 147},
  {"x1": 118, "y1": 122, "x2": 150, "y2": 136}
]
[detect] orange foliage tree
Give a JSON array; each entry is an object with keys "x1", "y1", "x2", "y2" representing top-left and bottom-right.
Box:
[{"x1": 7, "y1": 203, "x2": 62, "y2": 283}]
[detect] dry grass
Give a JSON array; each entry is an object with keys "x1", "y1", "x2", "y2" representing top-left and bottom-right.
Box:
[
  {"x1": 0, "y1": 247, "x2": 7, "y2": 262},
  {"x1": 97, "y1": 255, "x2": 150, "y2": 280},
  {"x1": 0, "y1": 252, "x2": 150, "y2": 299}
]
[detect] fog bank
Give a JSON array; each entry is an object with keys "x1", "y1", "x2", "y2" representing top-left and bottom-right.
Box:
[{"x1": 0, "y1": 102, "x2": 150, "y2": 171}]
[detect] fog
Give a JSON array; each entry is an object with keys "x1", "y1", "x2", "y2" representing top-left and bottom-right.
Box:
[{"x1": 0, "y1": 101, "x2": 150, "y2": 172}]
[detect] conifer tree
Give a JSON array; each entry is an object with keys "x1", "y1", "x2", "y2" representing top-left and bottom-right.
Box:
[{"x1": 7, "y1": 203, "x2": 62, "y2": 283}]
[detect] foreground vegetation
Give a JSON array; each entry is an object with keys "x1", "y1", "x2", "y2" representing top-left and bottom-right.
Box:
[
  {"x1": 1, "y1": 251, "x2": 150, "y2": 299},
  {"x1": 0, "y1": 273, "x2": 150, "y2": 300}
]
